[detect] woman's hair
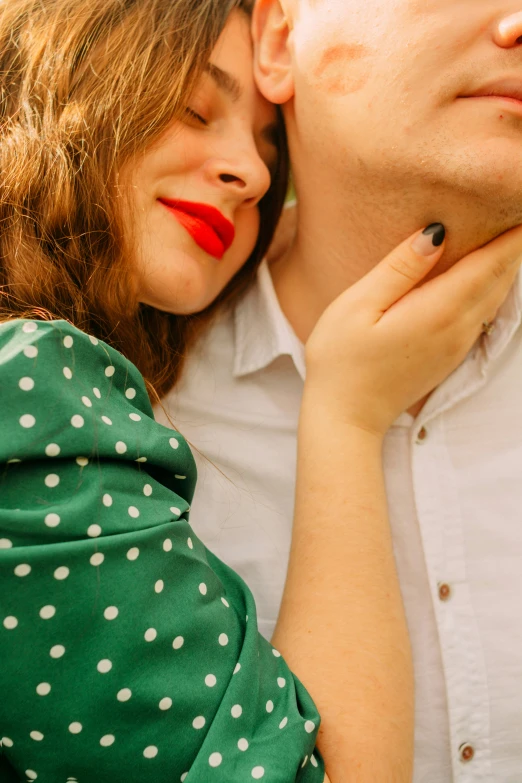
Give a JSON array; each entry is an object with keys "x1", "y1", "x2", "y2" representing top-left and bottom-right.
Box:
[{"x1": 0, "y1": 0, "x2": 289, "y2": 398}]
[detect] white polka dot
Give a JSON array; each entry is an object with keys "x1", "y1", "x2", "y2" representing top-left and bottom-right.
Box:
[
  {"x1": 218, "y1": 633, "x2": 229, "y2": 646},
  {"x1": 180, "y1": 774, "x2": 188, "y2": 782},
  {"x1": 24, "y1": 345, "x2": 38, "y2": 358},
  {"x1": 97, "y1": 659, "x2": 112, "y2": 674},
  {"x1": 50, "y1": 644, "x2": 65, "y2": 658},
  {"x1": 205, "y1": 674, "x2": 217, "y2": 687},
  {"x1": 101, "y1": 416, "x2": 112, "y2": 425},
  {"x1": 143, "y1": 484, "x2": 152, "y2": 496},
  {"x1": 128, "y1": 506, "x2": 139, "y2": 518},
  {"x1": 252, "y1": 767, "x2": 265, "y2": 779},
  {"x1": 115, "y1": 441, "x2": 127, "y2": 454},
  {"x1": 87, "y1": 524, "x2": 102, "y2": 538},
  {"x1": 301, "y1": 756, "x2": 309, "y2": 768},
  {"x1": 209, "y1": 752, "x2": 222, "y2": 768},
  {"x1": 277, "y1": 677, "x2": 286, "y2": 688},
  {"x1": 304, "y1": 720, "x2": 316, "y2": 734},
  {"x1": 154, "y1": 580, "x2": 164, "y2": 594},
  {"x1": 6, "y1": 458, "x2": 20, "y2": 464},
  {"x1": 70, "y1": 415, "x2": 84, "y2": 429},
  {"x1": 45, "y1": 473, "x2": 60, "y2": 488},
  {"x1": 117, "y1": 688, "x2": 132, "y2": 702},
  {"x1": 19, "y1": 414, "x2": 35, "y2": 428},
  {"x1": 163, "y1": 539, "x2": 173, "y2": 552},
  {"x1": 192, "y1": 716, "x2": 205, "y2": 730},
  {"x1": 36, "y1": 683, "x2": 51, "y2": 696},
  {"x1": 104, "y1": 606, "x2": 118, "y2": 621},
  {"x1": 272, "y1": 649, "x2": 281, "y2": 658},
  {"x1": 0, "y1": 538, "x2": 12, "y2": 549},
  {"x1": 311, "y1": 755, "x2": 318, "y2": 768},
  {"x1": 14, "y1": 563, "x2": 31, "y2": 577},
  {"x1": 100, "y1": 734, "x2": 115, "y2": 747},
  {"x1": 170, "y1": 506, "x2": 181, "y2": 516},
  {"x1": 125, "y1": 388, "x2": 136, "y2": 400},
  {"x1": 25, "y1": 771, "x2": 37, "y2": 781},
  {"x1": 279, "y1": 717, "x2": 288, "y2": 729},
  {"x1": 102, "y1": 493, "x2": 112, "y2": 507},
  {"x1": 19, "y1": 377, "x2": 34, "y2": 391},
  {"x1": 76, "y1": 456, "x2": 89, "y2": 467},
  {"x1": 1, "y1": 737, "x2": 12, "y2": 749},
  {"x1": 238, "y1": 738, "x2": 249, "y2": 751},
  {"x1": 175, "y1": 475, "x2": 186, "y2": 480},
  {"x1": 3, "y1": 616, "x2": 18, "y2": 630},
  {"x1": 136, "y1": 456, "x2": 147, "y2": 462},
  {"x1": 231, "y1": 704, "x2": 242, "y2": 718},
  {"x1": 54, "y1": 566, "x2": 69, "y2": 580},
  {"x1": 89, "y1": 335, "x2": 99, "y2": 345},
  {"x1": 45, "y1": 513, "x2": 60, "y2": 528},
  {"x1": 81, "y1": 396, "x2": 92, "y2": 408},
  {"x1": 22, "y1": 322, "x2": 37, "y2": 333},
  {"x1": 266, "y1": 700, "x2": 274, "y2": 714},
  {"x1": 199, "y1": 583, "x2": 207, "y2": 596},
  {"x1": 30, "y1": 731, "x2": 44, "y2": 741},
  {"x1": 63, "y1": 336, "x2": 73, "y2": 348},
  {"x1": 126, "y1": 547, "x2": 139, "y2": 561},
  {"x1": 105, "y1": 366, "x2": 115, "y2": 377},
  {"x1": 63, "y1": 367, "x2": 73, "y2": 380},
  {"x1": 90, "y1": 552, "x2": 104, "y2": 567},
  {"x1": 233, "y1": 663, "x2": 241, "y2": 675},
  {"x1": 221, "y1": 597, "x2": 230, "y2": 608},
  {"x1": 68, "y1": 722, "x2": 82, "y2": 734},
  {"x1": 93, "y1": 387, "x2": 101, "y2": 398},
  {"x1": 187, "y1": 537, "x2": 194, "y2": 549},
  {"x1": 129, "y1": 413, "x2": 141, "y2": 422},
  {"x1": 39, "y1": 605, "x2": 56, "y2": 620},
  {"x1": 172, "y1": 636, "x2": 184, "y2": 650},
  {"x1": 144, "y1": 628, "x2": 157, "y2": 642},
  {"x1": 144, "y1": 745, "x2": 158, "y2": 759},
  {"x1": 45, "y1": 443, "x2": 60, "y2": 457},
  {"x1": 159, "y1": 697, "x2": 172, "y2": 711},
  {"x1": 169, "y1": 437, "x2": 179, "y2": 449}
]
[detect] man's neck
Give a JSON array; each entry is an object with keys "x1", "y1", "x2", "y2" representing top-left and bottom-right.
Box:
[{"x1": 271, "y1": 177, "x2": 518, "y2": 345}]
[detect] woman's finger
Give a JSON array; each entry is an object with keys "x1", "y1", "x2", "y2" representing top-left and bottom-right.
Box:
[{"x1": 352, "y1": 223, "x2": 446, "y2": 313}]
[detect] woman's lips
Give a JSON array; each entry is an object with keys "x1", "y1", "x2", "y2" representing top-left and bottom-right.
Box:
[{"x1": 159, "y1": 199, "x2": 235, "y2": 260}]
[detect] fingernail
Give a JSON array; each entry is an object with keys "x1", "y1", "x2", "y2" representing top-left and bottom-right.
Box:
[{"x1": 411, "y1": 223, "x2": 446, "y2": 256}]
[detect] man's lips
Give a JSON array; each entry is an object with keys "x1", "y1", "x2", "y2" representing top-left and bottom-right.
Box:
[
  {"x1": 159, "y1": 199, "x2": 235, "y2": 260},
  {"x1": 461, "y1": 78, "x2": 522, "y2": 109}
]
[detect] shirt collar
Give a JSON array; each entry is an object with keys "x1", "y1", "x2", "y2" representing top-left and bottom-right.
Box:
[{"x1": 233, "y1": 260, "x2": 306, "y2": 380}]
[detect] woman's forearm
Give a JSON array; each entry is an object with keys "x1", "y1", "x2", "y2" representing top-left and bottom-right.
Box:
[{"x1": 272, "y1": 388, "x2": 414, "y2": 782}]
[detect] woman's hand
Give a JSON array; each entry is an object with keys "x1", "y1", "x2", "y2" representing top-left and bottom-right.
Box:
[{"x1": 305, "y1": 223, "x2": 522, "y2": 436}]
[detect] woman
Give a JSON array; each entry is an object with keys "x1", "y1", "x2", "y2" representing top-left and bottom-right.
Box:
[{"x1": 0, "y1": 0, "x2": 521, "y2": 781}]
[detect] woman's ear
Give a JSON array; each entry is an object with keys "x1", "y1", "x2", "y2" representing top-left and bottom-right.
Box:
[{"x1": 252, "y1": 0, "x2": 295, "y2": 105}]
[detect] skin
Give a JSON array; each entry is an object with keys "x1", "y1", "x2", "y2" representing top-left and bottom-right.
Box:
[
  {"x1": 122, "y1": 11, "x2": 278, "y2": 315},
  {"x1": 253, "y1": 0, "x2": 522, "y2": 344}
]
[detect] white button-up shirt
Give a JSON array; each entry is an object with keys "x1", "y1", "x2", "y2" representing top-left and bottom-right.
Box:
[{"x1": 157, "y1": 260, "x2": 522, "y2": 782}]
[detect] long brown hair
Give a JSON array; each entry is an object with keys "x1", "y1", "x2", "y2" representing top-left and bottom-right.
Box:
[{"x1": 0, "y1": 0, "x2": 289, "y2": 398}]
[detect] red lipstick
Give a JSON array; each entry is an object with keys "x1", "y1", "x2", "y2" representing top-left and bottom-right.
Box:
[{"x1": 159, "y1": 199, "x2": 235, "y2": 260}]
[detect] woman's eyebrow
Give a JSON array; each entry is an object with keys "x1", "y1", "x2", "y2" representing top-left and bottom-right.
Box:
[{"x1": 205, "y1": 62, "x2": 242, "y2": 102}]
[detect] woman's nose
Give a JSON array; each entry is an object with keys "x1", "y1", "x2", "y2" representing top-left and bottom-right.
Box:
[
  {"x1": 494, "y1": 11, "x2": 522, "y2": 47},
  {"x1": 204, "y1": 150, "x2": 271, "y2": 207}
]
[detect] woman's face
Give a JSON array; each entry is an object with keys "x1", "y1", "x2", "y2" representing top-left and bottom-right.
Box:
[{"x1": 125, "y1": 11, "x2": 278, "y2": 315}]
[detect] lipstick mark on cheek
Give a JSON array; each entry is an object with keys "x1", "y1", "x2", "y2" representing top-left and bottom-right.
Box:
[{"x1": 313, "y1": 43, "x2": 370, "y2": 96}]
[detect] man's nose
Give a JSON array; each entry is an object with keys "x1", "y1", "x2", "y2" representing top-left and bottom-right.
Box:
[{"x1": 494, "y1": 11, "x2": 522, "y2": 47}]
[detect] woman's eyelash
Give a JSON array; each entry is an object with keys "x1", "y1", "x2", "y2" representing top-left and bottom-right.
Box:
[{"x1": 185, "y1": 108, "x2": 208, "y2": 126}]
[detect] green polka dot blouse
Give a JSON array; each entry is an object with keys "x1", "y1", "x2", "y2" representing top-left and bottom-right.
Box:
[{"x1": 0, "y1": 320, "x2": 324, "y2": 783}]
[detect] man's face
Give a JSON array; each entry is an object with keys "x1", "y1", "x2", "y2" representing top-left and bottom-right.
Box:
[{"x1": 287, "y1": 1, "x2": 522, "y2": 211}]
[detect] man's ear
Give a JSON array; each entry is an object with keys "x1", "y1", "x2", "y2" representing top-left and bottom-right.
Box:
[{"x1": 252, "y1": 0, "x2": 295, "y2": 105}]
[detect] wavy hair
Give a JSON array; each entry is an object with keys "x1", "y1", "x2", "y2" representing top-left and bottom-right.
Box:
[{"x1": 0, "y1": 0, "x2": 289, "y2": 397}]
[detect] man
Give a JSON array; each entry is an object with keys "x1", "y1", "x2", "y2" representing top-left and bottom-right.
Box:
[{"x1": 158, "y1": 2, "x2": 522, "y2": 779}]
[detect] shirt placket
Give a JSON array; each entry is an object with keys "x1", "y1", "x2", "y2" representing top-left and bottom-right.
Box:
[{"x1": 411, "y1": 414, "x2": 493, "y2": 782}]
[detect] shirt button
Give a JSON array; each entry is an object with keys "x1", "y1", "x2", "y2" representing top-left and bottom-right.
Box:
[
  {"x1": 459, "y1": 744, "x2": 475, "y2": 763},
  {"x1": 438, "y1": 582, "x2": 452, "y2": 602},
  {"x1": 416, "y1": 426, "x2": 428, "y2": 443}
]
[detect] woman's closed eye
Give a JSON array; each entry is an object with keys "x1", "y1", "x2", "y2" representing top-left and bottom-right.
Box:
[{"x1": 184, "y1": 107, "x2": 209, "y2": 127}]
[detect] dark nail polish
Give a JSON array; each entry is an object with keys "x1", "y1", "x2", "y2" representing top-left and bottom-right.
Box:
[{"x1": 422, "y1": 223, "x2": 446, "y2": 247}]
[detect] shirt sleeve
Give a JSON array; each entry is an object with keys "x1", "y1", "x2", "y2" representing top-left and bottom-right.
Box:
[{"x1": 0, "y1": 319, "x2": 324, "y2": 783}]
